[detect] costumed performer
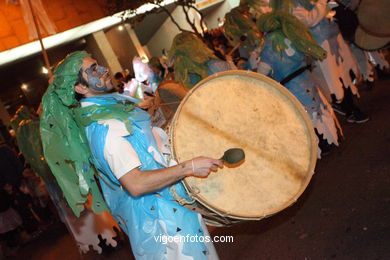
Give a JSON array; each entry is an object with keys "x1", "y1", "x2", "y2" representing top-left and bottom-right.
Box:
[
  {"x1": 223, "y1": 4, "x2": 264, "y2": 71},
  {"x1": 334, "y1": 0, "x2": 390, "y2": 87},
  {"x1": 148, "y1": 57, "x2": 189, "y2": 124},
  {"x1": 291, "y1": 0, "x2": 369, "y2": 123},
  {"x1": 40, "y1": 51, "x2": 223, "y2": 259},
  {"x1": 255, "y1": 9, "x2": 342, "y2": 156},
  {"x1": 11, "y1": 106, "x2": 119, "y2": 254},
  {"x1": 123, "y1": 57, "x2": 167, "y2": 128},
  {"x1": 168, "y1": 32, "x2": 236, "y2": 89}
]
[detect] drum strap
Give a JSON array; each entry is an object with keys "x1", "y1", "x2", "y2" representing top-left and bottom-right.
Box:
[
  {"x1": 280, "y1": 64, "x2": 313, "y2": 85},
  {"x1": 183, "y1": 205, "x2": 234, "y2": 227},
  {"x1": 170, "y1": 185, "x2": 234, "y2": 226},
  {"x1": 170, "y1": 185, "x2": 196, "y2": 205}
]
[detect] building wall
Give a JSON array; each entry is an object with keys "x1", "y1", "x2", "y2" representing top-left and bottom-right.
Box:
[
  {"x1": 85, "y1": 31, "x2": 123, "y2": 76},
  {"x1": 85, "y1": 33, "x2": 107, "y2": 71},
  {"x1": 146, "y1": 6, "x2": 203, "y2": 57},
  {"x1": 105, "y1": 25, "x2": 139, "y2": 74},
  {"x1": 0, "y1": 0, "x2": 106, "y2": 52},
  {"x1": 202, "y1": 0, "x2": 239, "y2": 30}
]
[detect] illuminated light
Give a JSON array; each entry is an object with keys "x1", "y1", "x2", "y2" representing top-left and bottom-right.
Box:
[
  {"x1": 42, "y1": 67, "x2": 49, "y2": 74},
  {"x1": 40, "y1": 157, "x2": 45, "y2": 161},
  {"x1": 21, "y1": 84, "x2": 28, "y2": 91},
  {"x1": 118, "y1": 25, "x2": 124, "y2": 31},
  {"x1": 19, "y1": 95, "x2": 23, "y2": 98},
  {"x1": 134, "y1": 0, "x2": 176, "y2": 14}
]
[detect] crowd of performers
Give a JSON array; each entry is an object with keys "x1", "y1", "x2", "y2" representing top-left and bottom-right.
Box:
[
  {"x1": 1, "y1": 0, "x2": 389, "y2": 259},
  {"x1": 125, "y1": 0, "x2": 389, "y2": 157}
]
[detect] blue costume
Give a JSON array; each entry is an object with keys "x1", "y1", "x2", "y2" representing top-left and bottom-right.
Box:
[
  {"x1": 80, "y1": 94, "x2": 212, "y2": 259},
  {"x1": 259, "y1": 32, "x2": 341, "y2": 151},
  {"x1": 260, "y1": 33, "x2": 322, "y2": 117},
  {"x1": 292, "y1": 0, "x2": 360, "y2": 102}
]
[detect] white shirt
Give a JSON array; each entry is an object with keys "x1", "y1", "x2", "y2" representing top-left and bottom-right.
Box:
[
  {"x1": 102, "y1": 119, "x2": 174, "y2": 179},
  {"x1": 81, "y1": 101, "x2": 173, "y2": 180}
]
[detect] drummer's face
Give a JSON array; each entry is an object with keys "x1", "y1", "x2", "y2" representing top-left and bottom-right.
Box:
[{"x1": 79, "y1": 56, "x2": 115, "y2": 94}]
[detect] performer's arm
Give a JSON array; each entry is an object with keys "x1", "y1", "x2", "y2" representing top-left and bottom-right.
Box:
[
  {"x1": 104, "y1": 132, "x2": 222, "y2": 197},
  {"x1": 292, "y1": 0, "x2": 328, "y2": 27},
  {"x1": 119, "y1": 157, "x2": 222, "y2": 197}
]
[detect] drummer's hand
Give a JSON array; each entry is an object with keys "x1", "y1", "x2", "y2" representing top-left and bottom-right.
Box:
[
  {"x1": 187, "y1": 156, "x2": 223, "y2": 178},
  {"x1": 138, "y1": 95, "x2": 155, "y2": 110}
]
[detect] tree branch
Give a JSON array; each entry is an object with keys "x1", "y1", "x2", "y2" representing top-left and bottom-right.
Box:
[
  {"x1": 181, "y1": 4, "x2": 200, "y2": 35},
  {"x1": 189, "y1": 5, "x2": 206, "y2": 35},
  {"x1": 157, "y1": 3, "x2": 189, "y2": 33}
]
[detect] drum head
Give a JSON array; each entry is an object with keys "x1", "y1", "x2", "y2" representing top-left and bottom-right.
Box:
[
  {"x1": 354, "y1": 26, "x2": 390, "y2": 51},
  {"x1": 170, "y1": 71, "x2": 317, "y2": 220},
  {"x1": 358, "y1": 0, "x2": 390, "y2": 37}
]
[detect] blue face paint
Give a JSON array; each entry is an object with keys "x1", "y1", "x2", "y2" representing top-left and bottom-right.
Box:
[{"x1": 85, "y1": 64, "x2": 111, "y2": 92}]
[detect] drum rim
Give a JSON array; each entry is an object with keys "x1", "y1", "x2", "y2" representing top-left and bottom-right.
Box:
[{"x1": 170, "y1": 70, "x2": 317, "y2": 220}]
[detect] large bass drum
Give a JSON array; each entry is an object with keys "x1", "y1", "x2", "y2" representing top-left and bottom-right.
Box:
[
  {"x1": 333, "y1": 0, "x2": 389, "y2": 51},
  {"x1": 169, "y1": 71, "x2": 317, "y2": 226},
  {"x1": 354, "y1": 0, "x2": 390, "y2": 51}
]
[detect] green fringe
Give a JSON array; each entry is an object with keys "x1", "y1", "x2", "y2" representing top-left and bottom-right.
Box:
[{"x1": 257, "y1": 10, "x2": 327, "y2": 60}]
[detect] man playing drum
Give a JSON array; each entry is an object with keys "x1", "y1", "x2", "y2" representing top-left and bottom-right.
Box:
[{"x1": 40, "y1": 51, "x2": 223, "y2": 259}]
